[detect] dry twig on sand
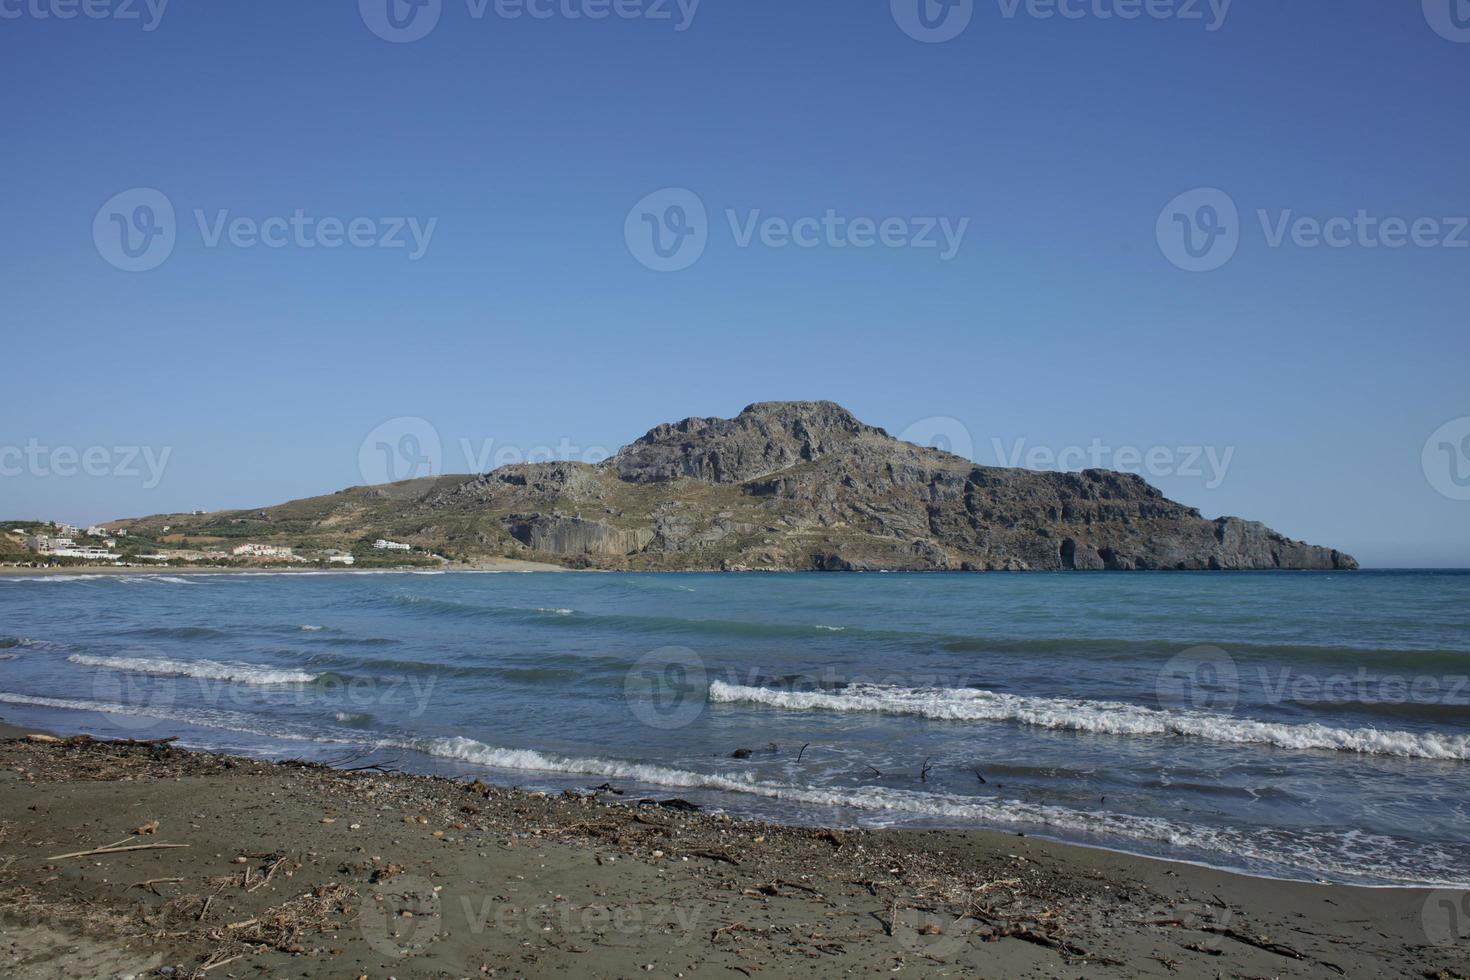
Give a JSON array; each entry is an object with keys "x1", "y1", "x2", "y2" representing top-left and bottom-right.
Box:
[{"x1": 46, "y1": 842, "x2": 190, "y2": 861}]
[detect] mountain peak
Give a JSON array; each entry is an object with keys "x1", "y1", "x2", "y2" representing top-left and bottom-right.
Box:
[{"x1": 614, "y1": 400, "x2": 883, "y2": 484}]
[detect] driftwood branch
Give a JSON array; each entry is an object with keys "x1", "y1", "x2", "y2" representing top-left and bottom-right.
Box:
[{"x1": 47, "y1": 842, "x2": 190, "y2": 861}]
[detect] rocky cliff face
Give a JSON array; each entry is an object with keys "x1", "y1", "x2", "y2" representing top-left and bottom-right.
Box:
[
  {"x1": 420, "y1": 401, "x2": 1355, "y2": 571},
  {"x1": 135, "y1": 402, "x2": 1357, "y2": 572},
  {"x1": 615, "y1": 401, "x2": 881, "y2": 484}
]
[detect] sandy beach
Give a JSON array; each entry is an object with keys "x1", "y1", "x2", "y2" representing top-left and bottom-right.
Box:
[
  {"x1": 0, "y1": 725, "x2": 1462, "y2": 979},
  {"x1": 0, "y1": 558, "x2": 569, "y2": 579}
]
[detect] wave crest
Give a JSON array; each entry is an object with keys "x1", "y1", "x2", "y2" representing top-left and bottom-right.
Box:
[
  {"x1": 67, "y1": 654, "x2": 321, "y2": 686},
  {"x1": 707, "y1": 681, "x2": 1470, "y2": 761}
]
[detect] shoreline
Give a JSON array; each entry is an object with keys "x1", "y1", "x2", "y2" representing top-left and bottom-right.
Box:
[
  {"x1": 0, "y1": 725, "x2": 1463, "y2": 977},
  {"x1": 0, "y1": 557, "x2": 570, "y2": 578}
]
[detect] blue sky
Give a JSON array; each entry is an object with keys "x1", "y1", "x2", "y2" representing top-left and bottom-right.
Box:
[{"x1": 2, "y1": 0, "x2": 1467, "y2": 567}]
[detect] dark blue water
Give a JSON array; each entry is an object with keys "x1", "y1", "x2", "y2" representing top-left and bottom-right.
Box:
[{"x1": 2, "y1": 569, "x2": 1468, "y2": 886}]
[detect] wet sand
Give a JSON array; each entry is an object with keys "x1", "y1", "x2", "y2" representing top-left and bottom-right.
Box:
[{"x1": 0, "y1": 726, "x2": 1464, "y2": 978}]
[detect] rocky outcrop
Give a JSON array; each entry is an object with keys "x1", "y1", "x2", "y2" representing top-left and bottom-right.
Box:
[
  {"x1": 597, "y1": 402, "x2": 1352, "y2": 571},
  {"x1": 168, "y1": 401, "x2": 1356, "y2": 572},
  {"x1": 502, "y1": 514, "x2": 652, "y2": 557},
  {"x1": 616, "y1": 401, "x2": 879, "y2": 484}
]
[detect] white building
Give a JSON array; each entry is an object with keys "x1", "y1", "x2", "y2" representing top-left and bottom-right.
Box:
[
  {"x1": 26, "y1": 535, "x2": 75, "y2": 553},
  {"x1": 85, "y1": 526, "x2": 109, "y2": 537},
  {"x1": 374, "y1": 539, "x2": 412, "y2": 552},
  {"x1": 232, "y1": 543, "x2": 294, "y2": 558},
  {"x1": 327, "y1": 554, "x2": 356, "y2": 565},
  {"x1": 49, "y1": 546, "x2": 121, "y2": 561}
]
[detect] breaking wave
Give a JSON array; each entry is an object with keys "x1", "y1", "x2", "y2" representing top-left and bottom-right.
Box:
[
  {"x1": 421, "y1": 736, "x2": 1468, "y2": 887},
  {"x1": 707, "y1": 682, "x2": 1470, "y2": 761},
  {"x1": 67, "y1": 654, "x2": 321, "y2": 686}
]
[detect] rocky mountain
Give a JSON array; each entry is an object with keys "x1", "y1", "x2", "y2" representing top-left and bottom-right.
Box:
[{"x1": 117, "y1": 401, "x2": 1357, "y2": 572}]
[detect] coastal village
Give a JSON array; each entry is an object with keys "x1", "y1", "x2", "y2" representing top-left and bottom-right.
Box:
[{"x1": 2, "y1": 519, "x2": 428, "y2": 570}]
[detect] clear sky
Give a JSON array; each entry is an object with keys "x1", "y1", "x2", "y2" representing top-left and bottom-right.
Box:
[{"x1": 3, "y1": 0, "x2": 1467, "y2": 567}]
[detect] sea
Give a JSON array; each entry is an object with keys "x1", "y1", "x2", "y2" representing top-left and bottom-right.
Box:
[{"x1": 1, "y1": 569, "x2": 1467, "y2": 887}]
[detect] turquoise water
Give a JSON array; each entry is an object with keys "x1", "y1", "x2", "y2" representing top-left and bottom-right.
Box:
[{"x1": 2, "y1": 569, "x2": 1468, "y2": 886}]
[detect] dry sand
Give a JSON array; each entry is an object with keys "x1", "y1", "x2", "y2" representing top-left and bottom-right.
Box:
[{"x1": 0, "y1": 725, "x2": 1465, "y2": 979}]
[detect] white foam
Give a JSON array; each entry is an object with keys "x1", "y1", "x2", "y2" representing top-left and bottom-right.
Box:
[
  {"x1": 708, "y1": 682, "x2": 1470, "y2": 761},
  {"x1": 4, "y1": 638, "x2": 63, "y2": 653},
  {"x1": 0, "y1": 686, "x2": 1458, "y2": 886},
  {"x1": 813, "y1": 625, "x2": 845, "y2": 632},
  {"x1": 0, "y1": 690, "x2": 333, "y2": 744},
  {"x1": 536, "y1": 608, "x2": 574, "y2": 616},
  {"x1": 67, "y1": 654, "x2": 320, "y2": 685},
  {"x1": 421, "y1": 736, "x2": 1468, "y2": 887},
  {"x1": 299, "y1": 625, "x2": 326, "y2": 632}
]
